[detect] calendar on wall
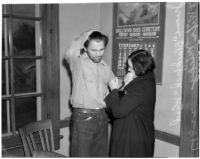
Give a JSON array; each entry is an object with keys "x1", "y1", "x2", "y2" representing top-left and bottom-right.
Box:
[{"x1": 112, "y1": 2, "x2": 166, "y2": 84}]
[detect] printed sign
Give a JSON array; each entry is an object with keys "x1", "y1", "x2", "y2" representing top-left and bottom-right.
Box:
[{"x1": 112, "y1": 2, "x2": 166, "y2": 84}]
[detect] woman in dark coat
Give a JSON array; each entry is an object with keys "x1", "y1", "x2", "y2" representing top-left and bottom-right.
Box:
[{"x1": 106, "y1": 49, "x2": 156, "y2": 157}]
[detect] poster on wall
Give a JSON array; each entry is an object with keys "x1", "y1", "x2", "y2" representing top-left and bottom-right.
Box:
[{"x1": 112, "y1": 2, "x2": 166, "y2": 84}]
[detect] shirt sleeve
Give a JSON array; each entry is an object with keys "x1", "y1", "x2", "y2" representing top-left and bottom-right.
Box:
[
  {"x1": 106, "y1": 66, "x2": 115, "y2": 84},
  {"x1": 65, "y1": 30, "x2": 95, "y2": 65},
  {"x1": 105, "y1": 84, "x2": 143, "y2": 119},
  {"x1": 64, "y1": 37, "x2": 84, "y2": 69}
]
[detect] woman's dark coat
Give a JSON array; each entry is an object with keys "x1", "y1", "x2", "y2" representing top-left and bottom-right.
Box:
[{"x1": 105, "y1": 72, "x2": 156, "y2": 157}]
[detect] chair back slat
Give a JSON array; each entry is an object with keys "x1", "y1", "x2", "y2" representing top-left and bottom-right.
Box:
[
  {"x1": 44, "y1": 129, "x2": 50, "y2": 151},
  {"x1": 30, "y1": 133, "x2": 37, "y2": 151},
  {"x1": 26, "y1": 136, "x2": 34, "y2": 154},
  {"x1": 19, "y1": 120, "x2": 55, "y2": 157},
  {"x1": 39, "y1": 130, "x2": 46, "y2": 151},
  {"x1": 19, "y1": 128, "x2": 31, "y2": 157},
  {"x1": 50, "y1": 128, "x2": 55, "y2": 151},
  {"x1": 48, "y1": 120, "x2": 55, "y2": 151}
]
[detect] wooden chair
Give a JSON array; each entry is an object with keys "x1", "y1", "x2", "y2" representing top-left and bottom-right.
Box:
[{"x1": 19, "y1": 119, "x2": 65, "y2": 157}]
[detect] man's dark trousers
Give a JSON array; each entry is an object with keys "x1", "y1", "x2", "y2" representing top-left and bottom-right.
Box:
[{"x1": 70, "y1": 108, "x2": 108, "y2": 157}]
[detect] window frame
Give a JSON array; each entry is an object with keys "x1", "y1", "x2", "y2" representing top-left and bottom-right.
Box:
[{"x1": 2, "y1": 4, "x2": 60, "y2": 152}]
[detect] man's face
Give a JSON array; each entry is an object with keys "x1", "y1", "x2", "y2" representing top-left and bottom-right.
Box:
[{"x1": 85, "y1": 39, "x2": 105, "y2": 63}]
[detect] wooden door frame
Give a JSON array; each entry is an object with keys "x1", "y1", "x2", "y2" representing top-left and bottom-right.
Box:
[
  {"x1": 179, "y1": 2, "x2": 199, "y2": 157},
  {"x1": 41, "y1": 4, "x2": 60, "y2": 149}
]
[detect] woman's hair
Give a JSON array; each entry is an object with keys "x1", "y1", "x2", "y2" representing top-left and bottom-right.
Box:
[
  {"x1": 84, "y1": 31, "x2": 109, "y2": 48},
  {"x1": 128, "y1": 49, "x2": 155, "y2": 76}
]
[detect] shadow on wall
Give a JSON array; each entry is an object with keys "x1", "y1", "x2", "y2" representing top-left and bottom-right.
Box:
[
  {"x1": 62, "y1": 56, "x2": 73, "y2": 141},
  {"x1": 62, "y1": 58, "x2": 73, "y2": 111}
]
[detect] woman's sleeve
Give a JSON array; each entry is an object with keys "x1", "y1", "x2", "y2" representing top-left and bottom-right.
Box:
[{"x1": 105, "y1": 84, "x2": 143, "y2": 119}]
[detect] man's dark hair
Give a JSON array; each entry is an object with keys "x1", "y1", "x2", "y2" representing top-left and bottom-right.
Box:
[
  {"x1": 84, "y1": 31, "x2": 109, "y2": 48},
  {"x1": 128, "y1": 49, "x2": 155, "y2": 76}
]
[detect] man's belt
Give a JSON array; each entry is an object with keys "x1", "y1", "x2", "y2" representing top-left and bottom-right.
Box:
[{"x1": 73, "y1": 108, "x2": 105, "y2": 114}]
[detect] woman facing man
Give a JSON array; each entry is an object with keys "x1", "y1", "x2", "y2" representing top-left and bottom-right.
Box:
[{"x1": 106, "y1": 49, "x2": 156, "y2": 157}]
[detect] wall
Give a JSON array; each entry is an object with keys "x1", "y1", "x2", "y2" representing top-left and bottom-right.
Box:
[
  {"x1": 58, "y1": 2, "x2": 185, "y2": 157},
  {"x1": 99, "y1": 3, "x2": 113, "y2": 64},
  {"x1": 154, "y1": 3, "x2": 185, "y2": 157},
  {"x1": 155, "y1": 2, "x2": 185, "y2": 135}
]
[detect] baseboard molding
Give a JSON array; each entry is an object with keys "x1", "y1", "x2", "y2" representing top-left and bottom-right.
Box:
[{"x1": 155, "y1": 129, "x2": 180, "y2": 146}]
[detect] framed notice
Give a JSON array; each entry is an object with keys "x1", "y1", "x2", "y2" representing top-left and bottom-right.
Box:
[{"x1": 112, "y1": 2, "x2": 166, "y2": 84}]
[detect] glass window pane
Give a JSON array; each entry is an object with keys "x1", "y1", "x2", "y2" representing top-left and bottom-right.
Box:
[
  {"x1": 2, "y1": 4, "x2": 9, "y2": 14},
  {"x1": 2, "y1": 100, "x2": 12, "y2": 135},
  {"x1": 2, "y1": 18, "x2": 9, "y2": 57},
  {"x1": 12, "y1": 19, "x2": 36, "y2": 56},
  {"x1": 15, "y1": 97, "x2": 37, "y2": 130},
  {"x1": 12, "y1": 4, "x2": 35, "y2": 17},
  {"x1": 2, "y1": 60, "x2": 11, "y2": 95},
  {"x1": 14, "y1": 59, "x2": 36, "y2": 93}
]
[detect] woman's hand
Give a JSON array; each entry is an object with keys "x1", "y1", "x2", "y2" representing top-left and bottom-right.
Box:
[
  {"x1": 109, "y1": 77, "x2": 119, "y2": 90},
  {"x1": 124, "y1": 72, "x2": 134, "y2": 86}
]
